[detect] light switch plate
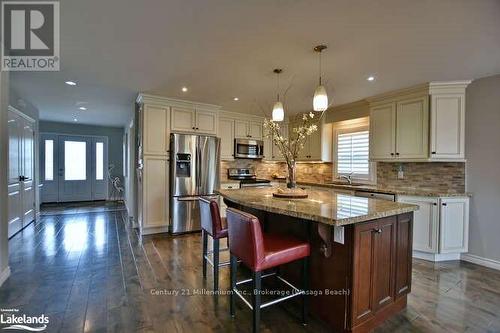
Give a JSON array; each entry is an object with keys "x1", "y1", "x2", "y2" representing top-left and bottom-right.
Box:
[{"x1": 334, "y1": 226, "x2": 344, "y2": 244}]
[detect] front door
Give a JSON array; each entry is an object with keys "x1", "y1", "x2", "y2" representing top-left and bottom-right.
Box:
[
  {"x1": 41, "y1": 134, "x2": 108, "y2": 203},
  {"x1": 58, "y1": 135, "x2": 92, "y2": 202}
]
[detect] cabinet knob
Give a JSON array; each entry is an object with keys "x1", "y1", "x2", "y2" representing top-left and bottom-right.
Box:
[
  {"x1": 192, "y1": 127, "x2": 195, "y2": 130},
  {"x1": 390, "y1": 153, "x2": 394, "y2": 156},
  {"x1": 396, "y1": 152, "x2": 400, "y2": 156},
  {"x1": 431, "y1": 152, "x2": 436, "y2": 154},
  {"x1": 442, "y1": 203, "x2": 447, "y2": 206},
  {"x1": 433, "y1": 203, "x2": 437, "y2": 206},
  {"x1": 373, "y1": 229, "x2": 382, "y2": 234}
]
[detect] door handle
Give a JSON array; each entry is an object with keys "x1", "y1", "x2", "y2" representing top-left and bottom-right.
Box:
[
  {"x1": 177, "y1": 197, "x2": 200, "y2": 202},
  {"x1": 373, "y1": 228, "x2": 382, "y2": 234}
]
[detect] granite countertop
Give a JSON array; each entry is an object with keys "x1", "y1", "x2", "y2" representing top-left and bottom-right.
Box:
[
  {"x1": 270, "y1": 179, "x2": 470, "y2": 197},
  {"x1": 218, "y1": 187, "x2": 418, "y2": 227}
]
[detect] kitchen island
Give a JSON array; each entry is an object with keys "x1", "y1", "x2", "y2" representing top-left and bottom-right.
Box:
[{"x1": 219, "y1": 187, "x2": 418, "y2": 333}]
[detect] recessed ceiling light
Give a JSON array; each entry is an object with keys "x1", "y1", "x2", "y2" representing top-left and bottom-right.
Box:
[
  {"x1": 233, "y1": 97, "x2": 239, "y2": 101},
  {"x1": 73, "y1": 118, "x2": 78, "y2": 122},
  {"x1": 181, "y1": 87, "x2": 188, "y2": 92},
  {"x1": 367, "y1": 76, "x2": 376, "y2": 82},
  {"x1": 79, "y1": 107, "x2": 87, "y2": 111},
  {"x1": 65, "y1": 81, "x2": 77, "y2": 86}
]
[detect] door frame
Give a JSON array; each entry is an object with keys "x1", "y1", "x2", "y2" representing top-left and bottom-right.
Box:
[{"x1": 40, "y1": 132, "x2": 109, "y2": 203}]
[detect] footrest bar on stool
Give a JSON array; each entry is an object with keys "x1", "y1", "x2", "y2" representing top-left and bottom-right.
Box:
[
  {"x1": 232, "y1": 274, "x2": 305, "y2": 310},
  {"x1": 204, "y1": 255, "x2": 230, "y2": 268}
]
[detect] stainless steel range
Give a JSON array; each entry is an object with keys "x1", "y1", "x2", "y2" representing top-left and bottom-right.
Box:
[{"x1": 227, "y1": 168, "x2": 271, "y2": 188}]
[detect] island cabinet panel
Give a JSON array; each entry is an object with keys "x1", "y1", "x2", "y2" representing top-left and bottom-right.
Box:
[
  {"x1": 395, "y1": 213, "x2": 413, "y2": 298},
  {"x1": 352, "y1": 216, "x2": 397, "y2": 326}
]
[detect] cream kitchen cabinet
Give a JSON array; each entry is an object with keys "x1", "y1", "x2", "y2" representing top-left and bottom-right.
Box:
[
  {"x1": 369, "y1": 95, "x2": 428, "y2": 161},
  {"x1": 369, "y1": 81, "x2": 470, "y2": 162},
  {"x1": 171, "y1": 107, "x2": 217, "y2": 135},
  {"x1": 143, "y1": 104, "x2": 170, "y2": 156},
  {"x1": 267, "y1": 124, "x2": 288, "y2": 161},
  {"x1": 289, "y1": 121, "x2": 333, "y2": 161},
  {"x1": 395, "y1": 96, "x2": 429, "y2": 159},
  {"x1": 429, "y1": 82, "x2": 469, "y2": 161},
  {"x1": 219, "y1": 117, "x2": 235, "y2": 160},
  {"x1": 235, "y1": 120, "x2": 262, "y2": 139},
  {"x1": 397, "y1": 195, "x2": 469, "y2": 261}
]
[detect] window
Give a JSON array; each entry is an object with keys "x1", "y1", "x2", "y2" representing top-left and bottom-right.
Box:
[
  {"x1": 44, "y1": 140, "x2": 54, "y2": 181},
  {"x1": 64, "y1": 141, "x2": 87, "y2": 180},
  {"x1": 96, "y1": 142, "x2": 104, "y2": 180},
  {"x1": 335, "y1": 123, "x2": 374, "y2": 182}
]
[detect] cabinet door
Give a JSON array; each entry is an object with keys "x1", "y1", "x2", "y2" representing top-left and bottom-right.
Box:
[
  {"x1": 395, "y1": 213, "x2": 413, "y2": 299},
  {"x1": 396, "y1": 96, "x2": 429, "y2": 159},
  {"x1": 308, "y1": 128, "x2": 322, "y2": 160},
  {"x1": 171, "y1": 107, "x2": 196, "y2": 132},
  {"x1": 398, "y1": 196, "x2": 439, "y2": 253},
  {"x1": 262, "y1": 126, "x2": 273, "y2": 160},
  {"x1": 439, "y1": 197, "x2": 469, "y2": 253},
  {"x1": 430, "y1": 94, "x2": 465, "y2": 160},
  {"x1": 144, "y1": 105, "x2": 169, "y2": 156},
  {"x1": 219, "y1": 117, "x2": 235, "y2": 160},
  {"x1": 248, "y1": 121, "x2": 263, "y2": 139},
  {"x1": 352, "y1": 221, "x2": 377, "y2": 324},
  {"x1": 372, "y1": 216, "x2": 396, "y2": 311},
  {"x1": 196, "y1": 109, "x2": 217, "y2": 135},
  {"x1": 143, "y1": 156, "x2": 169, "y2": 228},
  {"x1": 234, "y1": 120, "x2": 249, "y2": 138},
  {"x1": 369, "y1": 103, "x2": 396, "y2": 160}
]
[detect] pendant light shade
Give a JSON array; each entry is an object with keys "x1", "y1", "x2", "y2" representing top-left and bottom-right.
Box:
[
  {"x1": 313, "y1": 85, "x2": 328, "y2": 112},
  {"x1": 272, "y1": 101, "x2": 284, "y2": 122},
  {"x1": 272, "y1": 68, "x2": 284, "y2": 122},
  {"x1": 313, "y1": 45, "x2": 329, "y2": 112}
]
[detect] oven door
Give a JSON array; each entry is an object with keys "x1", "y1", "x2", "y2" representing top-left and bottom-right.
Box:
[{"x1": 234, "y1": 139, "x2": 264, "y2": 159}]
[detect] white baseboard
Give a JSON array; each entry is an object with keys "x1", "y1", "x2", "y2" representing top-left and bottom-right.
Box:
[
  {"x1": 413, "y1": 251, "x2": 461, "y2": 262},
  {"x1": 0, "y1": 266, "x2": 11, "y2": 287},
  {"x1": 461, "y1": 253, "x2": 500, "y2": 271}
]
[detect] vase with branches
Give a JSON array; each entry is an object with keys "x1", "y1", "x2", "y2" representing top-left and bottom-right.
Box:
[{"x1": 263, "y1": 112, "x2": 320, "y2": 189}]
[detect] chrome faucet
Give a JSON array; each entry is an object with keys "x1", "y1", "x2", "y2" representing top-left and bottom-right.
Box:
[{"x1": 340, "y1": 173, "x2": 353, "y2": 185}]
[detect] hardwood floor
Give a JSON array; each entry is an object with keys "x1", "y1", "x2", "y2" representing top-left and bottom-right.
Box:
[{"x1": 1, "y1": 203, "x2": 499, "y2": 333}]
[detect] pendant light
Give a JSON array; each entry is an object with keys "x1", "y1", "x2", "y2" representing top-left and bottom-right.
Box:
[
  {"x1": 272, "y1": 68, "x2": 284, "y2": 122},
  {"x1": 313, "y1": 45, "x2": 328, "y2": 112}
]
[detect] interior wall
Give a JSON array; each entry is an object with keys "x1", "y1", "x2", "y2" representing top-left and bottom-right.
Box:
[
  {"x1": 0, "y1": 68, "x2": 10, "y2": 284},
  {"x1": 465, "y1": 74, "x2": 500, "y2": 262},
  {"x1": 39, "y1": 121, "x2": 125, "y2": 183}
]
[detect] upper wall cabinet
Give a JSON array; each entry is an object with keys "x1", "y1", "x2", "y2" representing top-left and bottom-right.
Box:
[
  {"x1": 143, "y1": 104, "x2": 170, "y2": 156},
  {"x1": 429, "y1": 82, "x2": 467, "y2": 160},
  {"x1": 368, "y1": 81, "x2": 470, "y2": 162},
  {"x1": 217, "y1": 112, "x2": 264, "y2": 160},
  {"x1": 288, "y1": 120, "x2": 333, "y2": 162},
  {"x1": 171, "y1": 107, "x2": 218, "y2": 135}
]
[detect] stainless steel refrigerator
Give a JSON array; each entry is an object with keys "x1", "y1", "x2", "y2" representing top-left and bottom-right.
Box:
[{"x1": 170, "y1": 133, "x2": 220, "y2": 234}]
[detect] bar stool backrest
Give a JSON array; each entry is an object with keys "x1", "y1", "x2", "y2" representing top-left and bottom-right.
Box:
[
  {"x1": 226, "y1": 207, "x2": 264, "y2": 271},
  {"x1": 199, "y1": 198, "x2": 224, "y2": 238}
]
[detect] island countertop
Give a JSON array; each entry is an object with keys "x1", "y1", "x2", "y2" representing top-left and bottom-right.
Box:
[{"x1": 218, "y1": 187, "x2": 418, "y2": 227}]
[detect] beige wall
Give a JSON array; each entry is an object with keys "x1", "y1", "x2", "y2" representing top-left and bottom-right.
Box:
[
  {"x1": 0, "y1": 67, "x2": 10, "y2": 283},
  {"x1": 465, "y1": 74, "x2": 500, "y2": 262}
]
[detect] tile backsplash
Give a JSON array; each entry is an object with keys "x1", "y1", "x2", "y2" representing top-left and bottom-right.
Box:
[
  {"x1": 377, "y1": 162, "x2": 465, "y2": 193},
  {"x1": 221, "y1": 160, "x2": 466, "y2": 193}
]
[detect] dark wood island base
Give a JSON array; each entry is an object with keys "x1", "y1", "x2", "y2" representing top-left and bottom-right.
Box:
[{"x1": 225, "y1": 201, "x2": 413, "y2": 333}]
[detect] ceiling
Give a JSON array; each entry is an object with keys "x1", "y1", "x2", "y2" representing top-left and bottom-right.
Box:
[{"x1": 10, "y1": 0, "x2": 500, "y2": 127}]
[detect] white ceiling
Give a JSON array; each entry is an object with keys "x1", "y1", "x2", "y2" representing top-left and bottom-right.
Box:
[{"x1": 11, "y1": 0, "x2": 500, "y2": 127}]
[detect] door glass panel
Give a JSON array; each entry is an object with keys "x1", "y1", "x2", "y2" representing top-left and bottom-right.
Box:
[
  {"x1": 96, "y1": 142, "x2": 104, "y2": 180},
  {"x1": 64, "y1": 141, "x2": 86, "y2": 180},
  {"x1": 45, "y1": 140, "x2": 54, "y2": 181}
]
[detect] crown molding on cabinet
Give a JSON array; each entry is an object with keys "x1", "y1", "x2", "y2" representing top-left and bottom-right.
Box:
[{"x1": 136, "y1": 93, "x2": 222, "y2": 111}]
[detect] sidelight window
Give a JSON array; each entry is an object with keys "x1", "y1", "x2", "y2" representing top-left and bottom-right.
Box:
[
  {"x1": 44, "y1": 139, "x2": 54, "y2": 181},
  {"x1": 96, "y1": 142, "x2": 104, "y2": 180}
]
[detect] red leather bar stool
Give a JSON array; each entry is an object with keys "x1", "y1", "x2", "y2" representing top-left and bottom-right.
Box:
[
  {"x1": 226, "y1": 208, "x2": 310, "y2": 333},
  {"x1": 199, "y1": 197, "x2": 229, "y2": 291}
]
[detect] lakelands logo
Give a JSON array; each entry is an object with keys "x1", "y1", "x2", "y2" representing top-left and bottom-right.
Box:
[
  {"x1": 0, "y1": 309, "x2": 49, "y2": 331},
  {"x1": 1, "y1": 1, "x2": 60, "y2": 71}
]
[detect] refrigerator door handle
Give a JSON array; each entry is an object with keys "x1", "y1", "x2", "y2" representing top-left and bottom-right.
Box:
[{"x1": 177, "y1": 197, "x2": 201, "y2": 202}]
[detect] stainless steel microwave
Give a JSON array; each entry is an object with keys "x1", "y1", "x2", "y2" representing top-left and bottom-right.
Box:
[{"x1": 234, "y1": 138, "x2": 264, "y2": 159}]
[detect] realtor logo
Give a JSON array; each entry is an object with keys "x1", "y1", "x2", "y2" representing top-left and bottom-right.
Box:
[{"x1": 1, "y1": 1, "x2": 60, "y2": 71}]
